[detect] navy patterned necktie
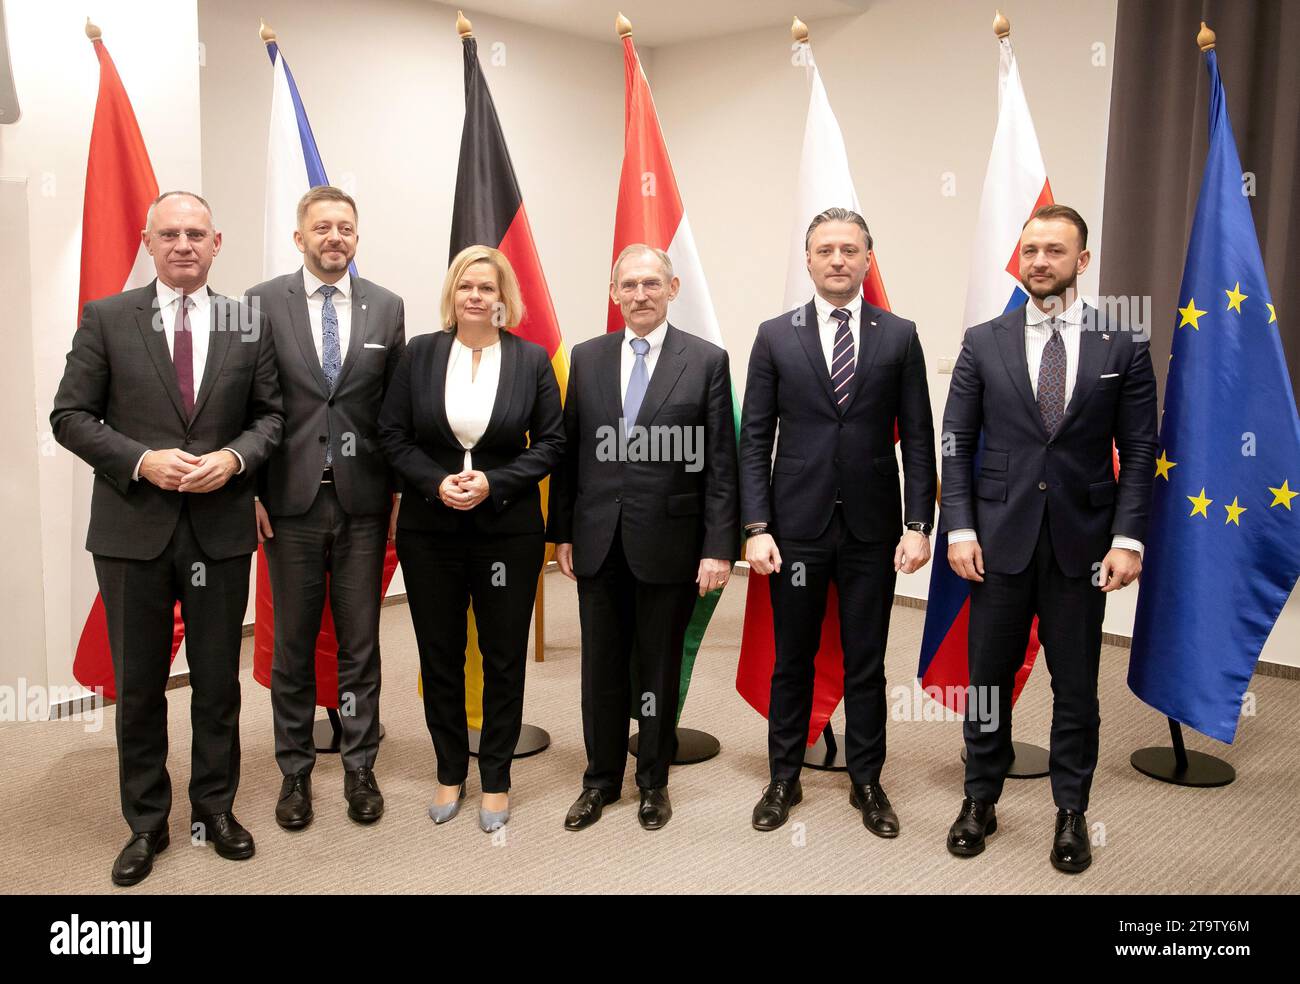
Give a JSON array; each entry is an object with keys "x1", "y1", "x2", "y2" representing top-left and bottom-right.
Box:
[
  {"x1": 1037, "y1": 319, "x2": 1067, "y2": 434},
  {"x1": 830, "y1": 307, "x2": 855, "y2": 411},
  {"x1": 319, "y1": 285, "x2": 341, "y2": 465}
]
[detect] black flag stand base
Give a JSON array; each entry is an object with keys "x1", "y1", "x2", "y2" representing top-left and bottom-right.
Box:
[
  {"x1": 468, "y1": 724, "x2": 551, "y2": 760},
  {"x1": 313, "y1": 709, "x2": 386, "y2": 754},
  {"x1": 1131, "y1": 717, "x2": 1235, "y2": 787},
  {"x1": 804, "y1": 724, "x2": 847, "y2": 771},
  {"x1": 628, "y1": 727, "x2": 721, "y2": 765},
  {"x1": 960, "y1": 740, "x2": 1050, "y2": 779}
]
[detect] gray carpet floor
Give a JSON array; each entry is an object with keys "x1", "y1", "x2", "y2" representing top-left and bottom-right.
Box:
[{"x1": 3, "y1": 569, "x2": 1297, "y2": 894}]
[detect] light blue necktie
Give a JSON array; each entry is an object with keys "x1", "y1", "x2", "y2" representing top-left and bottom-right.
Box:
[
  {"x1": 319, "y1": 285, "x2": 341, "y2": 465},
  {"x1": 624, "y1": 336, "x2": 651, "y2": 428}
]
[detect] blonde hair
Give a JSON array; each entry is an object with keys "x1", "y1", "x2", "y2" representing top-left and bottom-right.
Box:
[
  {"x1": 297, "y1": 186, "x2": 357, "y2": 227},
  {"x1": 440, "y1": 245, "x2": 525, "y2": 331}
]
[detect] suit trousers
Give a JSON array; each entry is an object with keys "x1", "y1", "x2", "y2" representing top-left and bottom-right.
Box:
[
  {"x1": 264, "y1": 482, "x2": 387, "y2": 775},
  {"x1": 964, "y1": 512, "x2": 1106, "y2": 812},
  {"x1": 396, "y1": 521, "x2": 544, "y2": 792},
  {"x1": 576, "y1": 525, "x2": 699, "y2": 794},
  {"x1": 768, "y1": 507, "x2": 897, "y2": 784},
  {"x1": 94, "y1": 501, "x2": 250, "y2": 832}
]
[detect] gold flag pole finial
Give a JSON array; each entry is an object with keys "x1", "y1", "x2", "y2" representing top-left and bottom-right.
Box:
[
  {"x1": 85, "y1": 17, "x2": 102, "y2": 42},
  {"x1": 457, "y1": 10, "x2": 473, "y2": 39},
  {"x1": 792, "y1": 16, "x2": 810, "y2": 44},
  {"x1": 616, "y1": 12, "x2": 633, "y2": 39},
  {"x1": 259, "y1": 18, "x2": 277, "y2": 44},
  {"x1": 993, "y1": 9, "x2": 1010, "y2": 39},
  {"x1": 1197, "y1": 21, "x2": 1216, "y2": 52}
]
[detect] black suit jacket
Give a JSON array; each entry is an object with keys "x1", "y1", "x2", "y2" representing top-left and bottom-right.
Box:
[
  {"x1": 378, "y1": 329, "x2": 564, "y2": 535},
  {"x1": 547, "y1": 324, "x2": 740, "y2": 583},
  {"x1": 739, "y1": 299, "x2": 936, "y2": 541},
  {"x1": 51, "y1": 281, "x2": 284, "y2": 561},
  {"x1": 939, "y1": 303, "x2": 1159, "y2": 577},
  {"x1": 245, "y1": 270, "x2": 405, "y2": 517}
]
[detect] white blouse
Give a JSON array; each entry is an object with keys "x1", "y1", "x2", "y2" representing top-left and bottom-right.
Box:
[{"x1": 445, "y1": 335, "x2": 501, "y2": 471}]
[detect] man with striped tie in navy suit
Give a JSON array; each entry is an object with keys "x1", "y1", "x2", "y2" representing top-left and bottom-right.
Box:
[{"x1": 740, "y1": 208, "x2": 937, "y2": 835}]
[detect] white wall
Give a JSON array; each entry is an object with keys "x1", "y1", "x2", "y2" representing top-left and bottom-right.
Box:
[{"x1": 0, "y1": 1, "x2": 202, "y2": 693}]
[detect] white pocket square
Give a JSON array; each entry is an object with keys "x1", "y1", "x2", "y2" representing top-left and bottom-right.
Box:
[
  {"x1": 1099, "y1": 372, "x2": 1119, "y2": 379},
  {"x1": 363, "y1": 342, "x2": 386, "y2": 349}
]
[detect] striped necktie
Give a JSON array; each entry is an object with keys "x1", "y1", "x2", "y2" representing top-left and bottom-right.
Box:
[{"x1": 830, "y1": 307, "x2": 855, "y2": 411}]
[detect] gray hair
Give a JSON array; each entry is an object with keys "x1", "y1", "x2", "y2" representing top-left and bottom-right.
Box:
[
  {"x1": 611, "y1": 243, "x2": 673, "y2": 284},
  {"x1": 804, "y1": 206, "x2": 872, "y2": 252},
  {"x1": 145, "y1": 190, "x2": 215, "y2": 232}
]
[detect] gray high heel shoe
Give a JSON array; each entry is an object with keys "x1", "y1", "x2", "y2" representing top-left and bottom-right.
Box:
[
  {"x1": 428, "y1": 783, "x2": 466, "y2": 824},
  {"x1": 479, "y1": 798, "x2": 510, "y2": 833}
]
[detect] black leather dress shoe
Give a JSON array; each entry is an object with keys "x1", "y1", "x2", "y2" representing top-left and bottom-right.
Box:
[
  {"x1": 946, "y1": 796, "x2": 997, "y2": 857},
  {"x1": 275, "y1": 772, "x2": 313, "y2": 831},
  {"x1": 564, "y1": 788, "x2": 618, "y2": 831},
  {"x1": 344, "y1": 767, "x2": 384, "y2": 824},
  {"x1": 849, "y1": 782, "x2": 900, "y2": 838},
  {"x1": 192, "y1": 812, "x2": 255, "y2": 860},
  {"x1": 752, "y1": 779, "x2": 802, "y2": 832},
  {"x1": 638, "y1": 787, "x2": 672, "y2": 830},
  {"x1": 111, "y1": 829, "x2": 169, "y2": 887},
  {"x1": 1050, "y1": 809, "x2": 1092, "y2": 873}
]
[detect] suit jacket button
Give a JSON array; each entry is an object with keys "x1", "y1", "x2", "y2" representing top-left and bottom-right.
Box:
[
  {"x1": 615, "y1": 495, "x2": 622, "y2": 503},
  {"x1": 328, "y1": 398, "x2": 335, "y2": 407},
  {"x1": 319, "y1": 435, "x2": 327, "y2": 443},
  {"x1": 1038, "y1": 481, "x2": 1048, "y2": 490}
]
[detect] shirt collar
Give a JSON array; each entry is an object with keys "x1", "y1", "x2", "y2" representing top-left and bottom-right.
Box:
[
  {"x1": 1025, "y1": 294, "x2": 1084, "y2": 326},
  {"x1": 625, "y1": 321, "x2": 668, "y2": 352},
  {"x1": 303, "y1": 266, "x2": 351, "y2": 299},
  {"x1": 156, "y1": 279, "x2": 210, "y2": 318},
  {"x1": 813, "y1": 293, "x2": 863, "y2": 325}
]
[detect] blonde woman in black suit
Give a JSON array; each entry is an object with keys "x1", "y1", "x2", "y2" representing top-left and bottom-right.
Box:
[{"x1": 378, "y1": 245, "x2": 564, "y2": 832}]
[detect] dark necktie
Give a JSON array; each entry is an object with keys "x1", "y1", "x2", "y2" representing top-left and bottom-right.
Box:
[
  {"x1": 1037, "y1": 319, "x2": 1067, "y2": 434},
  {"x1": 320, "y1": 285, "x2": 341, "y2": 465},
  {"x1": 830, "y1": 307, "x2": 855, "y2": 411},
  {"x1": 173, "y1": 295, "x2": 195, "y2": 416}
]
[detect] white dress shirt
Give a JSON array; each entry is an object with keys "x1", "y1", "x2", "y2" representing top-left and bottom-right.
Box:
[
  {"x1": 949, "y1": 296, "x2": 1142, "y2": 556},
  {"x1": 813, "y1": 293, "x2": 863, "y2": 376},
  {"x1": 445, "y1": 334, "x2": 501, "y2": 471},
  {"x1": 619, "y1": 321, "x2": 668, "y2": 403},
  {"x1": 133, "y1": 280, "x2": 243, "y2": 480},
  {"x1": 302, "y1": 266, "x2": 352, "y2": 365}
]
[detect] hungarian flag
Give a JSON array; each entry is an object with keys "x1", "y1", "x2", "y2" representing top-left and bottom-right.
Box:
[
  {"x1": 917, "y1": 29, "x2": 1048, "y2": 712},
  {"x1": 250, "y1": 31, "x2": 399, "y2": 709},
  {"x1": 449, "y1": 27, "x2": 569, "y2": 718},
  {"x1": 71, "y1": 32, "x2": 179, "y2": 700},
  {"x1": 611, "y1": 23, "x2": 731, "y2": 715},
  {"x1": 734, "y1": 31, "x2": 893, "y2": 743}
]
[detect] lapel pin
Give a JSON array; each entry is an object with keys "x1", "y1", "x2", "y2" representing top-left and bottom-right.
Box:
[
  {"x1": 870, "y1": 320, "x2": 877, "y2": 326},
  {"x1": 361, "y1": 303, "x2": 367, "y2": 311},
  {"x1": 1102, "y1": 334, "x2": 1110, "y2": 342}
]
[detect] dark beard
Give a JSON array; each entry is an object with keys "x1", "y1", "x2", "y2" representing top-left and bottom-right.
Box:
[{"x1": 1022, "y1": 270, "x2": 1077, "y2": 304}]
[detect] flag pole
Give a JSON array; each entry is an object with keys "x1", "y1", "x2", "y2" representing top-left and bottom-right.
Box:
[{"x1": 1126, "y1": 18, "x2": 1239, "y2": 792}]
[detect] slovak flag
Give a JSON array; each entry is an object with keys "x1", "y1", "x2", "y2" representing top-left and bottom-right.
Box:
[{"x1": 917, "y1": 30, "x2": 1050, "y2": 712}]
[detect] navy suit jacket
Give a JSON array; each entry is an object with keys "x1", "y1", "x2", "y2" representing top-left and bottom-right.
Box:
[
  {"x1": 739, "y1": 298, "x2": 936, "y2": 542},
  {"x1": 939, "y1": 302, "x2": 1159, "y2": 577}
]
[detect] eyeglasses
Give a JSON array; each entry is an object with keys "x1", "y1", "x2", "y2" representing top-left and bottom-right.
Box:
[
  {"x1": 154, "y1": 230, "x2": 211, "y2": 244},
  {"x1": 616, "y1": 278, "x2": 665, "y2": 296}
]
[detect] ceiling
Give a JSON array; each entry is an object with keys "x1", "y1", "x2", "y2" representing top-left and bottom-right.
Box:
[{"x1": 436, "y1": 0, "x2": 872, "y2": 47}]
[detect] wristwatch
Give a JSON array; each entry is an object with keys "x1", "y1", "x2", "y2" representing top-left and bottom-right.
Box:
[{"x1": 905, "y1": 521, "x2": 933, "y2": 536}]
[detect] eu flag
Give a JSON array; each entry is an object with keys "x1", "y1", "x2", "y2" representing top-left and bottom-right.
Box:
[{"x1": 1128, "y1": 48, "x2": 1300, "y2": 743}]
